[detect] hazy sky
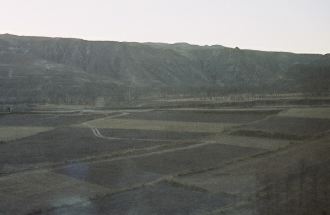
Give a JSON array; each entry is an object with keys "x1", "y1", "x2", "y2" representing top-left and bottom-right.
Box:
[{"x1": 1, "y1": 0, "x2": 329, "y2": 54}]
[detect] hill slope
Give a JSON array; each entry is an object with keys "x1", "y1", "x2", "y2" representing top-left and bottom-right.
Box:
[{"x1": 0, "y1": 34, "x2": 328, "y2": 105}]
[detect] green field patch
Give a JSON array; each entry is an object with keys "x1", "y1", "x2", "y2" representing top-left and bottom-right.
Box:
[
  {"x1": 82, "y1": 118, "x2": 235, "y2": 133},
  {"x1": 279, "y1": 107, "x2": 330, "y2": 119},
  {"x1": 0, "y1": 126, "x2": 53, "y2": 142}
]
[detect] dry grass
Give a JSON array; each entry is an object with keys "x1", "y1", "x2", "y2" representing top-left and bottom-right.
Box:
[
  {"x1": 229, "y1": 129, "x2": 306, "y2": 140},
  {"x1": 36, "y1": 104, "x2": 93, "y2": 110},
  {"x1": 174, "y1": 173, "x2": 257, "y2": 195},
  {"x1": 208, "y1": 135, "x2": 291, "y2": 150},
  {"x1": 0, "y1": 126, "x2": 52, "y2": 142},
  {"x1": 82, "y1": 118, "x2": 235, "y2": 133},
  {"x1": 279, "y1": 107, "x2": 330, "y2": 119}
]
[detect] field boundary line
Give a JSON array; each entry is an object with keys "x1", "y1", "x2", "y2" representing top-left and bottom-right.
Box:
[{"x1": 90, "y1": 127, "x2": 173, "y2": 142}]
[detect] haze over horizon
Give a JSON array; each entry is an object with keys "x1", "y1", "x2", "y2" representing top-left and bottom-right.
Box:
[{"x1": 1, "y1": 0, "x2": 330, "y2": 54}]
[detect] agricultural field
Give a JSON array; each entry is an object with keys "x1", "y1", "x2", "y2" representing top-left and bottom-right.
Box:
[
  {"x1": 0, "y1": 107, "x2": 330, "y2": 215},
  {"x1": 82, "y1": 118, "x2": 233, "y2": 133},
  {"x1": 117, "y1": 110, "x2": 278, "y2": 123},
  {"x1": 230, "y1": 108, "x2": 330, "y2": 139},
  {"x1": 278, "y1": 107, "x2": 330, "y2": 119},
  {"x1": 0, "y1": 126, "x2": 52, "y2": 142}
]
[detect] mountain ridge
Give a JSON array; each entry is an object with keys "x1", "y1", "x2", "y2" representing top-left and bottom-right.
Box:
[{"x1": 0, "y1": 34, "x2": 328, "y2": 106}]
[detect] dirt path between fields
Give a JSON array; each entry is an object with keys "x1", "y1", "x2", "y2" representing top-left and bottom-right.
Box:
[
  {"x1": 86, "y1": 111, "x2": 176, "y2": 142},
  {"x1": 90, "y1": 127, "x2": 172, "y2": 142}
]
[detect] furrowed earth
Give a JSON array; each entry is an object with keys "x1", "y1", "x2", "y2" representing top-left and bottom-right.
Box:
[{"x1": 0, "y1": 107, "x2": 330, "y2": 215}]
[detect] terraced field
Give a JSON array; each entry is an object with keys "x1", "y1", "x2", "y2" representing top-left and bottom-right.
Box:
[
  {"x1": 117, "y1": 110, "x2": 277, "y2": 123},
  {"x1": 0, "y1": 126, "x2": 52, "y2": 142},
  {"x1": 82, "y1": 118, "x2": 233, "y2": 133},
  {"x1": 278, "y1": 107, "x2": 330, "y2": 119},
  {"x1": 0, "y1": 107, "x2": 329, "y2": 215},
  {"x1": 230, "y1": 108, "x2": 330, "y2": 140}
]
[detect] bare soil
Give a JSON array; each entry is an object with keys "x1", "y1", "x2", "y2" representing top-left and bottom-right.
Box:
[
  {"x1": 0, "y1": 127, "x2": 190, "y2": 174},
  {"x1": 119, "y1": 110, "x2": 275, "y2": 123},
  {"x1": 54, "y1": 143, "x2": 263, "y2": 190},
  {"x1": 0, "y1": 113, "x2": 104, "y2": 127},
  {"x1": 99, "y1": 128, "x2": 211, "y2": 141},
  {"x1": 43, "y1": 181, "x2": 234, "y2": 215},
  {"x1": 1, "y1": 107, "x2": 329, "y2": 215},
  {"x1": 232, "y1": 116, "x2": 330, "y2": 139}
]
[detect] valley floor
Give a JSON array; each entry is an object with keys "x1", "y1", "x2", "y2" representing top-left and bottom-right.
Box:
[{"x1": 0, "y1": 106, "x2": 330, "y2": 215}]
